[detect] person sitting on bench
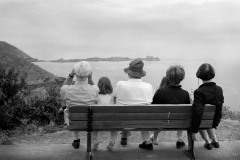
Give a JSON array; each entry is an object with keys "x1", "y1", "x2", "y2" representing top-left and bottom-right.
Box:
[
  {"x1": 60, "y1": 61, "x2": 99, "y2": 149},
  {"x1": 191, "y1": 63, "x2": 224, "y2": 150},
  {"x1": 112, "y1": 59, "x2": 154, "y2": 150},
  {"x1": 152, "y1": 65, "x2": 190, "y2": 149}
]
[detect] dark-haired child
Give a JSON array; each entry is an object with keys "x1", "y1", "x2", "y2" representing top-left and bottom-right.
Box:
[
  {"x1": 191, "y1": 63, "x2": 224, "y2": 150},
  {"x1": 92, "y1": 77, "x2": 118, "y2": 151}
]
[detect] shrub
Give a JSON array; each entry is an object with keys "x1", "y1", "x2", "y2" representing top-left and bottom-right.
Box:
[
  {"x1": 0, "y1": 63, "x2": 28, "y2": 131},
  {"x1": 27, "y1": 85, "x2": 64, "y2": 126},
  {"x1": 222, "y1": 106, "x2": 240, "y2": 121},
  {"x1": 0, "y1": 62, "x2": 64, "y2": 136}
]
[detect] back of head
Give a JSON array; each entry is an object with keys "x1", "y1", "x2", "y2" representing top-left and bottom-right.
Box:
[
  {"x1": 166, "y1": 65, "x2": 185, "y2": 85},
  {"x1": 124, "y1": 59, "x2": 146, "y2": 78},
  {"x1": 196, "y1": 63, "x2": 215, "y2": 81},
  {"x1": 98, "y1": 77, "x2": 113, "y2": 95},
  {"x1": 74, "y1": 61, "x2": 92, "y2": 78}
]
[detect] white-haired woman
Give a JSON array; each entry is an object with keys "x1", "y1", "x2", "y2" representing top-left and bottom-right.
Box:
[{"x1": 60, "y1": 61, "x2": 99, "y2": 149}]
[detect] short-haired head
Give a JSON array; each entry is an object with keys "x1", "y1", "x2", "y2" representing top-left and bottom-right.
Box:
[
  {"x1": 74, "y1": 61, "x2": 92, "y2": 78},
  {"x1": 196, "y1": 63, "x2": 215, "y2": 81},
  {"x1": 166, "y1": 65, "x2": 185, "y2": 85},
  {"x1": 98, "y1": 77, "x2": 113, "y2": 95}
]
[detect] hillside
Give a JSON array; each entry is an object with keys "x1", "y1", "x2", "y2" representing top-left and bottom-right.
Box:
[{"x1": 0, "y1": 41, "x2": 61, "y2": 84}]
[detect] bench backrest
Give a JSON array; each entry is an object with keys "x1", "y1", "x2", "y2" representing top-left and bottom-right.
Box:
[{"x1": 68, "y1": 104, "x2": 215, "y2": 131}]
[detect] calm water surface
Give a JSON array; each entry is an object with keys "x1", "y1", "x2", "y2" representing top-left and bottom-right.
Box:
[{"x1": 34, "y1": 59, "x2": 240, "y2": 111}]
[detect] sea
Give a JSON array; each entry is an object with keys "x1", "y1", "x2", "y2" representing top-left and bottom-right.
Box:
[{"x1": 34, "y1": 58, "x2": 240, "y2": 111}]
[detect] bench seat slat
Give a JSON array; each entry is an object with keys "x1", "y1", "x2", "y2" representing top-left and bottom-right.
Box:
[
  {"x1": 92, "y1": 105, "x2": 193, "y2": 113},
  {"x1": 69, "y1": 106, "x2": 88, "y2": 113},
  {"x1": 68, "y1": 104, "x2": 215, "y2": 113},
  {"x1": 92, "y1": 120, "x2": 213, "y2": 129},
  {"x1": 69, "y1": 128, "x2": 206, "y2": 131},
  {"x1": 68, "y1": 120, "x2": 213, "y2": 130},
  {"x1": 92, "y1": 105, "x2": 215, "y2": 113},
  {"x1": 69, "y1": 112, "x2": 215, "y2": 121}
]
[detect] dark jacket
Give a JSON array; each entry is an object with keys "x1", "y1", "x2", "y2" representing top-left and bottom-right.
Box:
[
  {"x1": 191, "y1": 82, "x2": 224, "y2": 133},
  {"x1": 152, "y1": 85, "x2": 190, "y2": 104}
]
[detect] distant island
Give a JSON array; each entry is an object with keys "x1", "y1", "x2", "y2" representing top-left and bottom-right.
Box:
[{"x1": 50, "y1": 56, "x2": 160, "y2": 62}]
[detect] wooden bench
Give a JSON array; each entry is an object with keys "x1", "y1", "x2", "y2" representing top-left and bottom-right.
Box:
[{"x1": 68, "y1": 104, "x2": 216, "y2": 160}]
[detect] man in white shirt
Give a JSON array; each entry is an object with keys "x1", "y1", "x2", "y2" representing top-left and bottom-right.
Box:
[{"x1": 112, "y1": 59, "x2": 154, "y2": 150}]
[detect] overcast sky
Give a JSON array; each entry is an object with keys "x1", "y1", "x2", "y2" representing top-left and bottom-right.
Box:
[{"x1": 1, "y1": 0, "x2": 240, "y2": 60}]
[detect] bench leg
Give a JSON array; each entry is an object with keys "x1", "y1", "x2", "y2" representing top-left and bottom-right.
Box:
[
  {"x1": 86, "y1": 132, "x2": 92, "y2": 160},
  {"x1": 86, "y1": 152, "x2": 92, "y2": 160},
  {"x1": 183, "y1": 130, "x2": 196, "y2": 160}
]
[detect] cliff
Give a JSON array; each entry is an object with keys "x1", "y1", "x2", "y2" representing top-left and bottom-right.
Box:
[{"x1": 0, "y1": 41, "x2": 63, "y2": 85}]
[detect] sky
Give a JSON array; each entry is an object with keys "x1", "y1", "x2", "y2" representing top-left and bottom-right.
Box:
[{"x1": 1, "y1": 0, "x2": 240, "y2": 60}]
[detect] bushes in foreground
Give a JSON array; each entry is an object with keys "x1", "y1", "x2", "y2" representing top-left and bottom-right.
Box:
[
  {"x1": 0, "y1": 64, "x2": 64, "y2": 134},
  {"x1": 27, "y1": 85, "x2": 64, "y2": 126},
  {"x1": 222, "y1": 106, "x2": 240, "y2": 121},
  {"x1": 0, "y1": 64, "x2": 29, "y2": 131}
]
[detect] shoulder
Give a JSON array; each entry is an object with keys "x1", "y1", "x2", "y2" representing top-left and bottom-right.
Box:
[
  {"x1": 154, "y1": 88, "x2": 167, "y2": 97},
  {"x1": 154, "y1": 88, "x2": 162, "y2": 95},
  {"x1": 91, "y1": 84, "x2": 99, "y2": 90},
  {"x1": 216, "y1": 85, "x2": 223, "y2": 92},
  {"x1": 193, "y1": 87, "x2": 204, "y2": 98},
  {"x1": 134, "y1": 81, "x2": 153, "y2": 91},
  {"x1": 89, "y1": 84, "x2": 99, "y2": 92},
  {"x1": 139, "y1": 82, "x2": 153, "y2": 92},
  {"x1": 60, "y1": 85, "x2": 72, "y2": 91},
  {"x1": 115, "y1": 81, "x2": 129, "y2": 89},
  {"x1": 154, "y1": 87, "x2": 169, "y2": 95},
  {"x1": 215, "y1": 85, "x2": 224, "y2": 100},
  {"x1": 157, "y1": 87, "x2": 166, "y2": 92},
  {"x1": 60, "y1": 85, "x2": 75, "y2": 97},
  {"x1": 116, "y1": 81, "x2": 127, "y2": 86},
  {"x1": 141, "y1": 81, "x2": 153, "y2": 88},
  {"x1": 194, "y1": 87, "x2": 201, "y2": 94},
  {"x1": 181, "y1": 88, "x2": 190, "y2": 95}
]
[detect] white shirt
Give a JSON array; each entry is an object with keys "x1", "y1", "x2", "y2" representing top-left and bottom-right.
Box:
[
  {"x1": 60, "y1": 80, "x2": 99, "y2": 125},
  {"x1": 112, "y1": 79, "x2": 153, "y2": 105},
  {"x1": 98, "y1": 94, "x2": 113, "y2": 105},
  {"x1": 60, "y1": 81, "x2": 99, "y2": 109}
]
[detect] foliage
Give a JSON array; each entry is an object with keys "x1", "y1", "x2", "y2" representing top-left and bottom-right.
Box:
[
  {"x1": 0, "y1": 63, "x2": 28, "y2": 130},
  {"x1": 222, "y1": 105, "x2": 240, "y2": 121},
  {"x1": 0, "y1": 63, "x2": 64, "y2": 134},
  {"x1": 27, "y1": 85, "x2": 64, "y2": 126}
]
